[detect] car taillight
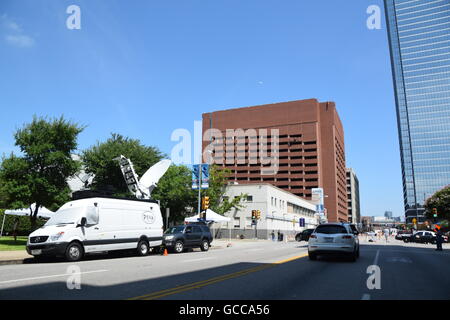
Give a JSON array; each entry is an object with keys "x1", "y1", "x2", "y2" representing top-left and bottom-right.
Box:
[
  {"x1": 342, "y1": 235, "x2": 352, "y2": 239},
  {"x1": 310, "y1": 235, "x2": 317, "y2": 238}
]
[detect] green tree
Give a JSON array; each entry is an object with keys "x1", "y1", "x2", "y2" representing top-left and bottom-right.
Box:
[
  {"x1": 82, "y1": 133, "x2": 164, "y2": 196},
  {"x1": 0, "y1": 116, "x2": 84, "y2": 230},
  {"x1": 152, "y1": 165, "x2": 197, "y2": 226},
  {"x1": 203, "y1": 165, "x2": 246, "y2": 215},
  {"x1": 424, "y1": 185, "x2": 450, "y2": 220}
]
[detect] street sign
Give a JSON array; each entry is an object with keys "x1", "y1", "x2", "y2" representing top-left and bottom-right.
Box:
[{"x1": 299, "y1": 218, "x2": 305, "y2": 227}]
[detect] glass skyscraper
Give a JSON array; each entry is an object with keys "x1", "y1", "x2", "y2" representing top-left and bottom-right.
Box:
[{"x1": 385, "y1": 0, "x2": 450, "y2": 223}]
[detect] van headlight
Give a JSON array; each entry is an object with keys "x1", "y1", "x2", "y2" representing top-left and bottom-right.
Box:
[
  {"x1": 165, "y1": 235, "x2": 174, "y2": 240},
  {"x1": 50, "y1": 232, "x2": 65, "y2": 241}
]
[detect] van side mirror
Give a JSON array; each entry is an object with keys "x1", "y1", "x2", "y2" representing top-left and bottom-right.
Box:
[{"x1": 77, "y1": 217, "x2": 87, "y2": 228}]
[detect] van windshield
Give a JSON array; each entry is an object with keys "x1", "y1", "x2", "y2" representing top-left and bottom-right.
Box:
[
  {"x1": 164, "y1": 226, "x2": 185, "y2": 234},
  {"x1": 45, "y1": 208, "x2": 85, "y2": 226}
]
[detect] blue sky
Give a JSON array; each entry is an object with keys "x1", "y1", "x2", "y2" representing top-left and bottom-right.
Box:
[{"x1": 0, "y1": 0, "x2": 402, "y2": 217}]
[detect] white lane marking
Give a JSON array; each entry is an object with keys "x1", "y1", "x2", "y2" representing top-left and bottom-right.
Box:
[
  {"x1": 182, "y1": 257, "x2": 213, "y2": 263},
  {"x1": 0, "y1": 269, "x2": 108, "y2": 285},
  {"x1": 373, "y1": 249, "x2": 380, "y2": 266},
  {"x1": 361, "y1": 294, "x2": 371, "y2": 300},
  {"x1": 387, "y1": 257, "x2": 412, "y2": 263}
]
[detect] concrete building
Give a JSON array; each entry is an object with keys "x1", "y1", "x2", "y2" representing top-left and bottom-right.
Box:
[
  {"x1": 346, "y1": 168, "x2": 361, "y2": 224},
  {"x1": 214, "y1": 183, "x2": 317, "y2": 240},
  {"x1": 202, "y1": 99, "x2": 348, "y2": 222}
]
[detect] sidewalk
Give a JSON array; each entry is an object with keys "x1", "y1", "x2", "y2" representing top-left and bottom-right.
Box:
[{"x1": 0, "y1": 250, "x2": 33, "y2": 265}]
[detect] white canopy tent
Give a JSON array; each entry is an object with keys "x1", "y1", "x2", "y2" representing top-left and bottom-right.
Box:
[
  {"x1": 184, "y1": 209, "x2": 231, "y2": 223},
  {"x1": 184, "y1": 209, "x2": 231, "y2": 240},
  {"x1": 1, "y1": 204, "x2": 55, "y2": 237}
]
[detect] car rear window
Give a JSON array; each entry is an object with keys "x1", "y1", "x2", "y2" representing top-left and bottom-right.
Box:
[{"x1": 315, "y1": 225, "x2": 348, "y2": 234}]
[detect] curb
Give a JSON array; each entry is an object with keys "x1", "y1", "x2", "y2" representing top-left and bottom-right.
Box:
[{"x1": 0, "y1": 258, "x2": 30, "y2": 266}]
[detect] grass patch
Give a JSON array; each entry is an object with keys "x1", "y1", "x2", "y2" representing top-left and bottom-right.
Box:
[{"x1": 0, "y1": 236, "x2": 28, "y2": 251}]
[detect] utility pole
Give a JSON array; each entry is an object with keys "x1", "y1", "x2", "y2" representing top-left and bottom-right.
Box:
[
  {"x1": 197, "y1": 158, "x2": 202, "y2": 216},
  {"x1": 166, "y1": 208, "x2": 170, "y2": 229}
]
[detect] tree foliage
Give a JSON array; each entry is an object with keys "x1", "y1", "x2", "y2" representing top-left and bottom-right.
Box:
[
  {"x1": 203, "y1": 165, "x2": 246, "y2": 215},
  {"x1": 425, "y1": 185, "x2": 450, "y2": 220},
  {"x1": 82, "y1": 133, "x2": 164, "y2": 196},
  {"x1": 152, "y1": 165, "x2": 197, "y2": 226},
  {"x1": 0, "y1": 116, "x2": 84, "y2": 230}
]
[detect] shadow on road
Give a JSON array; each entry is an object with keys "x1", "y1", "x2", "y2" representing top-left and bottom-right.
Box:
[{"x1": 2, "y1": 243, "x2": 449, "y2": 300}]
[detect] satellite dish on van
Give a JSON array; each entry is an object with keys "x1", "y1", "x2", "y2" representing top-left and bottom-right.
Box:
[
  {"x1": 114, "y1": 155, "x2": 171, "y2": 200},
  {"x1": 140, "y1": 159, "x2": 171, "y2": 192}
]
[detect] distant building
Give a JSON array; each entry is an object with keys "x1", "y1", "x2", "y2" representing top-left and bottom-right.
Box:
[
  {"x1": 361, "y1": 216, "x2": 374, "y2": 232},
  {"x1": 384, "y1": 211, "x2": 393, "y2": 219},
  {"x1": 217, "y1": 183, "x2": 318, "y2": 240},
  {"x1": 346, "y1": 168, "x2": 361, "y2": 224},
  {"x1": 202, "y1": 99, "x2": 348, "y2": 222}
]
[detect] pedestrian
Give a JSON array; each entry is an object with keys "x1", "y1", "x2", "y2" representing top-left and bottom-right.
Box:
[
  {"x1": 12, "y1": 217, "x2": 19, "y2": 242},
  {"x1": 277, "y1": 230, "x2": 281, "y2": 242},
  {"x1": 271, "y1": 230, "x2": 275, "y2": 242},
  {"x1": 383, "y1": 228, "x2": 390, "y2": 243},
  {"x1": 435, "y1": 229, "x2": 444, "y2": 251}
]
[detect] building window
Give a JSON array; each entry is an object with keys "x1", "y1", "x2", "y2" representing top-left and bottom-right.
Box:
[
  {"x1": 246, "y1": 195, "x2": 253, "y2": 202},
  {"x1": 234, "y1": 218, "x2": 240, "y2": 228}
]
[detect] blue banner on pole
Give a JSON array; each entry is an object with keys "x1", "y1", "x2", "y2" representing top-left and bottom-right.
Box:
[
  {"x1": 201, "y1": 164, "x2": 209, "y2": 189},
  {"x1": 192, "y1": 165, "x2": 200, "y2": 190}
]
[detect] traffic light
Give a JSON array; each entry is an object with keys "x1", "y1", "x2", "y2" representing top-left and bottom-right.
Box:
[
  {"x1": 256, "y1": 210, "x2": 261, "y2": 220},
  {"x1": 432, "y1": 208, "x2": 438, "y2": 217},
  {"x1": 251, "y1": 210, "x2": 256, "y2": 220},
  {"x1": 202, "y1": 196, "x2": 210, "y2": 210}
]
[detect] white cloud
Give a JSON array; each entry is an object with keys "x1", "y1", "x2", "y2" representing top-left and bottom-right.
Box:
[
  {"x1": 1, "y1": 14, "x2": 34, "y2": 48},
  {"x1": 5, "y1": 34, "x2": 34, "y2": 47}
]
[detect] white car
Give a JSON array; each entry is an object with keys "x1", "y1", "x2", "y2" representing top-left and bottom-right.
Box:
[{"x1": 308, "y1": 223, "x2": 360, "y2": 261}]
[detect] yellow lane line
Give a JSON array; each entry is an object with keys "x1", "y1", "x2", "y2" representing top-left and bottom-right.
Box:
[{"x1": 128, "y1": 253, "x2": 308, "y2": 300}]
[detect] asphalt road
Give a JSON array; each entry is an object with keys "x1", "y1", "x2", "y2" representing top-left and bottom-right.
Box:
[{"x1": 0, "y1": 238, "x2": 449, "y2": 300}]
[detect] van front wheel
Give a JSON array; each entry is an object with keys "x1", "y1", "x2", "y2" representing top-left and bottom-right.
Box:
[
  {"x1": 65, "y1": 242, "x2": 83, "y2": 262},
  {"x1": 137, "y1": 240, "x2": 149, "y2": 256}
]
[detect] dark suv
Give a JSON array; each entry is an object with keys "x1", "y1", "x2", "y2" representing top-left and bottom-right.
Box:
[
  {"x1": 163, "y1": 224, "x2": 213, "y2": 253},
  {"x1": 295, "y1": 229, "x2": 314, "y2": 242}
]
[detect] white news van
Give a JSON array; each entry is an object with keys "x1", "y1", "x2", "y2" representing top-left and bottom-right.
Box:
[{"x1": 26, "y1": 196, "x2": 164, "y2": 261}]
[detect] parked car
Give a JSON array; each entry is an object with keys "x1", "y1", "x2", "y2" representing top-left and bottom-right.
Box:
[
  {"x1": 163, "y1": 224, "x2": 213, "y2": 253},
  {"x1": 404, "y1": 231, "x2": 439, "y2": 244},
  {"x1": 308, "y1": 223, "x2": 360, "y2": 261},
  {"x1": 295, "y1": 229, "x2": 314, "y2": 242},
  {"x1": 395, "y1": 230, "x2": 412, "y2": 240}
]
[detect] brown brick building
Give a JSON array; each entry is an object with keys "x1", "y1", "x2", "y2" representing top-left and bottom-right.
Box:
[{"x1": 202, "y1": 99, "x2": 348, "y2": 222}]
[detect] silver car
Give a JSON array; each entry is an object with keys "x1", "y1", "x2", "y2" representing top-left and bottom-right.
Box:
[{"x1": 308, "y1": 223, "x2": 360, "y2": 261}]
